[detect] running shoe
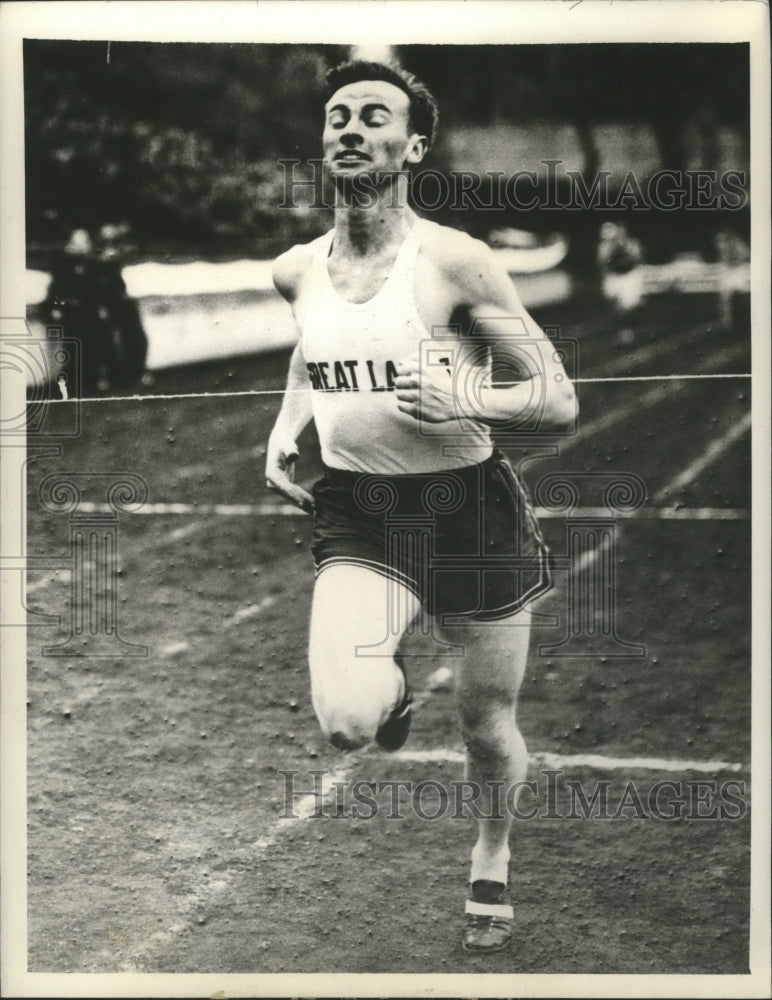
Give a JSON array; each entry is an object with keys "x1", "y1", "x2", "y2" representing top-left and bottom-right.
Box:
[
  {"x1": 374, "y1": 656, "x2": 412, "y2": 751},
  {"x1": 462, "y1": 879, "x2": 514, "y2": 953}
]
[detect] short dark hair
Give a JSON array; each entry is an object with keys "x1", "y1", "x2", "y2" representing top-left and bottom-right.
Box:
[{"x1": 325, "y1": 60, "x2": 439, "y2": 148}]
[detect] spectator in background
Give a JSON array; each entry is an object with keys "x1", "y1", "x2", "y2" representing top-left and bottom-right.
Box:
[
  {"x1": 714, "y1": 227, "x2": 750, "y2": 331},
  {"x1": 597, "y1": 221, "x2": 645, "y2": 318},
  {"x1": 96, "y1": 222, "x2": 150, "y2": 387},
  {"x1": 42, "y1": 227, "x2": 115, "y2": 394},
  {"x1": 42, "y1": 224, "x2": 150, "y2": 395}
]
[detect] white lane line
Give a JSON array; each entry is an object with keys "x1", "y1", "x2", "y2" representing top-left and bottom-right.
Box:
[
  {"x1": 223, "y1": 594, "x2": 277, "y2": 628},
  {"x1": 25, "y1": 568, "x2": 72, "y2": 595},
  {"x1": 154, "y1": 597, "x2": 277, "y2": 662},
  {"x1": 653, "y1": 410, "x2": 753, "y2": 502},
  {"x1": 159, "y1": 640, "x2": 190, "y2": 657},
  {"x1": 574, "y1": 531, "x2": 613, "y2": 574},
  {"x1": 531, "y1": 751, "x2": 745, "y2": 774},
  {"x1": 252, "y1": 764, "x2": 353, "y2": 852},
  {"x1": 587, "y1": 319, "x2": 717, "y2": 379},
  {"x1": 121, "y1": 757, "x2": 356, "y2": 971},
  {"x1": 383, "y1": 748, "x2": 746, "y2": 774},
  {"x1": 563, "y1": 340, "x2": 748, "y2": 451},
  {"x1": 22, "y1": 497, "x2": 307, "y2": 599},
  {"x1": 114, "y1": 592, "x2": 343, "y2": 968},
  {"x1": 64, "y1": 500, "x2": 750, "y2": 521},
  {"x1": 237, "y1": 666, "x2": 456, "y2": 853},
  {"x1": 567, "y1": 405, "x2": 751, "y2": 575},
  {"x1": 534, "y1": 506, "x2": 749, "y2": 521},
  {"x1": 69, "y1": 500, "x2": 304, "y2": 516},
  {"x1": 248, "y1": 667, "x2": 456, "y2": 858},
  {"x1": 167, "y1": 521, "x2": 206, "y2": 542}
]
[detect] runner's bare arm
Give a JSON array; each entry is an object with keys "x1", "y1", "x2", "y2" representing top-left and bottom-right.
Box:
[
  {"x1": 265, "y1": 249, "x2": 315, "y2": 514},
  {"x1": 395, "y1": 231, "x2": 577, "y2": 429}
]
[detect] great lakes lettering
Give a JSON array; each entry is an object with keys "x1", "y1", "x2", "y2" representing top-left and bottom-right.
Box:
[
  {"x1": 306, "y1": 359, "x2": 399, "y2": 392},
  {"x1": 306, "y1": 356, "x2": 453, "y2": 392}
]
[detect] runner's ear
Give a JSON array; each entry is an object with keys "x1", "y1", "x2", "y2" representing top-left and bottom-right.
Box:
[{"x1": 405, "y1": 134, "x2": 428, "y2": 166}]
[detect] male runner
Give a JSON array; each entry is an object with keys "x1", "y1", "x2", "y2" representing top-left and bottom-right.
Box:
[{"x1": 265, "y1": 60, "x2": 576, "y2": 953}]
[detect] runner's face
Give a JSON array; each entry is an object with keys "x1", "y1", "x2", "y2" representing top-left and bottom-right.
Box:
[{"x1": 323, "y1": 80, "x2": 425, "y2": 178}]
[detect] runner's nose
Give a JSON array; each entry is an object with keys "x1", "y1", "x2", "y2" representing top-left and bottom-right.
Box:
[{"x1": 340, "y1": 129, "x2": 364, "y2": 146}]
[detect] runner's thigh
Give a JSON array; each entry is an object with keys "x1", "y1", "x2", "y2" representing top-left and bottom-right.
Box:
[{"x1": 309, "y1": 563, "x2": 420, "y2": 682}]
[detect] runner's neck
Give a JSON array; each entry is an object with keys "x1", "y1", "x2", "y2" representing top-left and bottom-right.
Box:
[{"x1": 331, "y1": 174, "x2": 415, "y2": 260}]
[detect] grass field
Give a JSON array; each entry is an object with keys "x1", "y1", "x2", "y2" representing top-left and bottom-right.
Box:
[{"x1": 24, "y1": 288, "x2": 754, "y2": 978}]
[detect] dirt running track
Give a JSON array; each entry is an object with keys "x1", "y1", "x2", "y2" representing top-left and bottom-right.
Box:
[{"x1": 24, "y1": 291, "x2": 753, "y2": 979}]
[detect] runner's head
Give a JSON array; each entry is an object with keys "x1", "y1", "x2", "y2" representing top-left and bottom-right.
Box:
[
  {"x1": 323, "y1": 60, "x2": 438, "y2": 177},
  {"x1": 65, "y1": 228, "x2": 93, "y2": 257}
]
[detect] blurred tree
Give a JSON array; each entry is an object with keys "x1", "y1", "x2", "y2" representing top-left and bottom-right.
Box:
[
  {"x1": 24, "y1": 40, "x2": 749, "y2": 263},
  {"x1": 400, "y1": 43, "x2": 748, "y2": 172},
  {"x1": 24, "y1": 41, "x2": 346, "y2": 260}
]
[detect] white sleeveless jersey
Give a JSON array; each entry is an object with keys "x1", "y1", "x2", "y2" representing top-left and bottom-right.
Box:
[{"x1": 295, "y1": 220, "x2": 494, "y2": 474}]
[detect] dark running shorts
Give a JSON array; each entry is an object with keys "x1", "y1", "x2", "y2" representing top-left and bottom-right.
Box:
[{"x1": 310, "y1": 449, "x2": 551, "y2": 621}]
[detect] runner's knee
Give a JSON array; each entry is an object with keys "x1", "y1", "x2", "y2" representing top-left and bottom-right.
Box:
[
  {"x1": 458, "y1": 688, "x2": 519, "y2": 762},
  {"x1": 309, "y1": 657, "x2": 387, "y2": 751},
  {"x1": 312, "y1": 690, "x2": 383, "y2": 751}
]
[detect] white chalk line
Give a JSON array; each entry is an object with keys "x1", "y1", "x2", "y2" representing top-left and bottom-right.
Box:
[
  {"x1": 654, "y1": 410, "x2": 753, "y2": 501},
  {"x1": 131, "y1": 736, "x2": 747, "y2": 961},
  {"x1": 381, "y1": 748, "x2": 746, "y2": 774},
  {"x1": 153, "y1": 595, "x2": 278, "y2": 662},
  {"x1": 28, "y1": 322, "x2": 751, "y2": 965},
  {"x1": 25, "y1": 567, "x2": 72, "y2": 596},
  {"x1": 540, "y1": 506, "x2": 749, "y2": 521},
  {"x1": 122, "y1": 662, "x2": 451, "y2": 970},
  {"x1": 569, "y1": 407, "x2": 752, "y2": 576},
  {"x1": 123, "y1": 760, "x2": 352, "y2": 968},
  {"x1": 115, "y1": 589, "x2": 304, "y2": 970},
  {"x1": 223, "y1": 594, "x2": 277, "y2": 628},
  {"x1": 28, "y1": 329, "x2": 751, "y2": 928},
  {"x1": 70, "y1": 501, "x2": 286, "y2": 516},
  {"x1": 158, "y1": 640, "x2": 189, "y2": 657},
  {"x1": 22, "y1": 489, "x2": 311, "y2": 601},
  {"x1": 63, "y1": 500, "x2": 749, "y2": 521},
  {"x1": 574, "y1": 532, "x2": 614, "y2": 574},
  {"x1": 23, "y1": 495, "x2": 746, "y2": 606},
  {"x1": 22, "y1": 496, "x2": 750, "y2": 601},
  {"x1": 562, "y1": 339, "x2": 748, "y2": 451},
  {"x1": 167, "y1": 521, "x2": 205, "y2": 542},
  {"x1": 585, "y1": 318, "x2": 716, "y2": 379}
]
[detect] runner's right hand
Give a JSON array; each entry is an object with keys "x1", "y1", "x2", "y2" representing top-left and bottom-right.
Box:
[{"x1": 265, "y1": 435, "x2": 315, "y2": 514}]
